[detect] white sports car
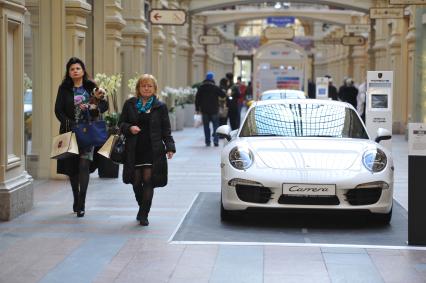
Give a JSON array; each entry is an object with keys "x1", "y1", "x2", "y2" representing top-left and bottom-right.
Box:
[{"x1": 217, "y1": 99, "x2": 393, "y2": 224}]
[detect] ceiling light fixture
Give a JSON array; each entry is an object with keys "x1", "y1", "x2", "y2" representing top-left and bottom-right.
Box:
[{"x1": 274, "y1": 2, "x2": 282, "y2": 9}]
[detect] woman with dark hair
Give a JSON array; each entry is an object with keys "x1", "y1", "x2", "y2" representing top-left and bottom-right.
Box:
[
  {"x1": 54, "y1": 57, "x2": 108, "y2": 217},
  {"x1": 119, "y1": 74, "x2": 175, "y2": 226}
]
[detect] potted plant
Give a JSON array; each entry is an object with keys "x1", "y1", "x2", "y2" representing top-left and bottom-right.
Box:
[{"x1": 94, "y1": 73, "x2": 122, "y2": 178}]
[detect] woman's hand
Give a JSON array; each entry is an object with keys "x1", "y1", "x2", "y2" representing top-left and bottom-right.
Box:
[
  {"x1": 79, "y1": 103, "x2": 89, "y2": 110},
  {"x1": 130, "y1": 126, "x2": 141, "y2": 135},
  {"x1": 166, "y1": 152, "x2": 174, "y2": 159}
]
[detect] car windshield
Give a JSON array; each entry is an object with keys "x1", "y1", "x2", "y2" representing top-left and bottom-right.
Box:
[
  {"x1": 239, "y1": 103, "x2": 369, "y2": 139},
  {"x1": 260, "y1": 91, "x2": 304, "y2": 100}
]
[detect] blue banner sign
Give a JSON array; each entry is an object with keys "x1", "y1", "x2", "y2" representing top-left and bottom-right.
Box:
[{"x1": 267, "y1": 17, "x2": 295, "y2": 27}]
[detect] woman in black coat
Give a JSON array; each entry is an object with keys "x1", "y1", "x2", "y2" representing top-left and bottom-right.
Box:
[
  {"x1": 119, "y1": 74, "x2": 176, "y2": 226},
  {"x1": 54, "y1": 57, "x2": 108, "y2": 217}
]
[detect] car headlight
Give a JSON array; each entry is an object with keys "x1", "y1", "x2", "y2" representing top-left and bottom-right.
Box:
[
  {"x1": 363, "y1": 148, "x2": 387, "y2": 172},
  {"x1": 229, "y1": 146, "x2": 254, "y2": 170}
]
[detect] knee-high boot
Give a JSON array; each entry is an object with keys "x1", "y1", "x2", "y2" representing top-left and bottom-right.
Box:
[
  {"x1": 132, "y1": 184, "x2": 144, "y2": 221},
  {"x1": 77, "y1": 187, "x2": 87, "y2": 217},
  {"x1": 72, "y1": 188, "x2": 79, "y2": 213}
]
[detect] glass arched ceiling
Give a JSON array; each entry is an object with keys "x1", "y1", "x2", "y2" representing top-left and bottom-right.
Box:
[{"x1": 189, "y1": 0, "x2": 372, "y2": 14}]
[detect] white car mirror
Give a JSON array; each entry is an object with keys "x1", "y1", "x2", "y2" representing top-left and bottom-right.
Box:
[
  {"x1": 375, "y1": 128, "x2": 392, "y2": 143},
  {"x1": 217, "y1": 125, "x2": 232, "y2": 141}
]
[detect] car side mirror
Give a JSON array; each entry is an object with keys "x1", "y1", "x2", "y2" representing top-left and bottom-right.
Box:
[
  {"x1": 216, "y1": 125, "x2": 232, "y2": 141},
  {"x1": 375, "y1": 128, "x2": 392, "y2": 143}
]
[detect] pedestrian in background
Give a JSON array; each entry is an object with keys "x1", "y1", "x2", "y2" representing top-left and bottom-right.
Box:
[
  {"x1": 218, "y1": 77, "x2": 229, "y2": 126},
  {"x1": 119, "y1": 74, "x2": 176, "y2": 226},
  {"x1": 236, "y1": 76, "x2": 247, "y2": 115},
  {"x1": 339, "y1": 78, "x2": 358, "y2": 109},
  {"x1": 307, "y1": 78, "x2": 316, "y2": 99},
  {"x1": 357, "y1": 80, "x2": 367, "y2": 122},
  {"x1": 325, "y1": 75, "x2": 338, "y2": 100},
  {"x1": 54, "y1": 57, "x2": 108, "y2": 217},
  {"x1": 225, "y1": 72, "x2": 241, "y2": 130},
  {"x1": 195, "y1": 72, "x2": 225, "y2": 146}
]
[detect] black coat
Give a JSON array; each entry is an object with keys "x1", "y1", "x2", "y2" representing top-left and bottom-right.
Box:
[
  {"x1": 195, "y1": 79, "x2": 225, "y2": 115},
  {"x1": 119, "y1": 97, "x2": 176, "y2": 187},
  {"x1": 54, "y1": 80, "x2": 109, "y2": 176}
]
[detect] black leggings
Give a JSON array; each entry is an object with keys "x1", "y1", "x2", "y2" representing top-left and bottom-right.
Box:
[
  {"x1": 132, "y1": 167, "x2": 153, "y2": 216},
  {"x1": 69, "y1": 158, "x2": 90, "y2": 210}
]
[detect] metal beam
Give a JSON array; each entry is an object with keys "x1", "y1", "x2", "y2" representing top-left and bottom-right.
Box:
[
  {"x1": 189, "y1": 0, "x2": 373, "y2": 14},
  {"x1": 201, "y1": 8, "x2": 364, "y2": 27}
]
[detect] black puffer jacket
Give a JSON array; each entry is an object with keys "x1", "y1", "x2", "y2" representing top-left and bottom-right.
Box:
[{"x1": 119, "y1": 97, "x2": 176, "y2": 187}]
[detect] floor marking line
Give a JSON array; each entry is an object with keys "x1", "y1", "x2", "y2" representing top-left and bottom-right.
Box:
[
  {"x1": 167, "y1": 193, "x2": 200, "y2": 243},
  {"x1": 169, "y1": 240, "x2": 426, "y2": 251}
]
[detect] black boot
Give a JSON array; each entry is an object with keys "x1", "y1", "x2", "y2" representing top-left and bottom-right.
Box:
[
  {"x1": 133, "y1": 185, "x2": 144, "y2": 221},
  {"x1": 72, "y1": 189, "x2": 79, "y2": 213},
  {"x1": 76, "y1": 190, "x2": 86, "y2": 218},
  {"x1": 139, "y1": 214, "x2": 149, "y2": 226}
]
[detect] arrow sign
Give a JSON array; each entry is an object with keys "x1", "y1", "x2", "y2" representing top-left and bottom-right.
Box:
[
  {"x1": 341, "y1": 36, "x2": 366, "y2": 46},
  {"x1": 149, "y1": 9, "x2": 187, "y2": 25},
  {"x1": 199, "y1": 35, "x2": 221, "y2": 45},
  {"x1": 370, "y1": 7, "x2": 404, "y2": 19},
  {"x1": 345, "y1": 24, "x2": 371, "y2": 34}
]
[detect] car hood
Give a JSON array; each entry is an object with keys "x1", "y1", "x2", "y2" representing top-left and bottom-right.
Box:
[{"x1": 246, "y1": 138, "x2": 371, "y2": 170}]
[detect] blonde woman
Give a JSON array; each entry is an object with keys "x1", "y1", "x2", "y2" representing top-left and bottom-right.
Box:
[{"x1": 119, "y1": 74, "x2": 176, "y2": 226}]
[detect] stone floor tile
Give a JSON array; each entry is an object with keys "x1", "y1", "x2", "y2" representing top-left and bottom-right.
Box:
[{"x1": 370, "y1": 253, "x2": 425, "y2": 283}]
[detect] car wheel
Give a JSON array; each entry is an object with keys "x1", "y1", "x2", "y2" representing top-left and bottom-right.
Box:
[{"x1": 372, "y1": 207, "x2": 392, "y2": 225}]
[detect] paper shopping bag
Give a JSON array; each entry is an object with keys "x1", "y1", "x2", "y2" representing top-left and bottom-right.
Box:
[{"x1": 50, "y1": 131, "x2": 79, "y2": 159}]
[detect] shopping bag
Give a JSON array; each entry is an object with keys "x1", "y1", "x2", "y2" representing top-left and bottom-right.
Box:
[
  {"x1": 74, "y1": 120, "x2": 108, "y2": 148},
  {"x1": 194, "y1": 114, "x2": 202, "y2": 128},
  {"x1": 50, "y1": 131, "x2": 79, "y2": 159},
  {"x1": 97, "y1": 134, "x2": 119, "y2": 158},
  {"x1": 110, "y1": 134, "x2": 125, "y2": 164}
]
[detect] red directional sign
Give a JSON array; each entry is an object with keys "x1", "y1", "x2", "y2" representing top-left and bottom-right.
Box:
[{"x1": 149, "y1": 9, "x2": 187, "y2": 26}]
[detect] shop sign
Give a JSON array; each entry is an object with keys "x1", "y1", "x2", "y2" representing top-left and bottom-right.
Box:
[
  {"x1": 264, "y1": 27, "x2": 294, "y2": 40},
  {"x1": 149, "y1": 9, "x2": 187, "y2": 25}
]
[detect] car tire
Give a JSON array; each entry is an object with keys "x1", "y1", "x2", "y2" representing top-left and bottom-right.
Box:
[{"x1": 372, "y1": 207, "x2": 392, "y2": 225}]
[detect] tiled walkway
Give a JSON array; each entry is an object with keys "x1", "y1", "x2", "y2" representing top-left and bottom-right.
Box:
[{"x1": 0, "y1": 128, "x2": 425, "y2": 283}]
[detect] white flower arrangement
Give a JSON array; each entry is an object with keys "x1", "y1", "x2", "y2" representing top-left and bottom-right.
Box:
[
  {"x1": 94, "y1": 73, "x2": 122, "y2": 113},
  {"x1": 127, "y1": 73, "x2": 140, "y2": 96},
  {"x1": 161, "y1": 86, "x2": 197, "y2": 111}
]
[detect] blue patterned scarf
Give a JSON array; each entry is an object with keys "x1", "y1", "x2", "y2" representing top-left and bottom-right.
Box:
[{"x1": 136, "y1": 96, "x2": 154, "y2": 113}]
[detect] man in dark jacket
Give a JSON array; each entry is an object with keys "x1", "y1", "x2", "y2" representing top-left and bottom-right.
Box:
[
  {"x1": 325, "y1": 75, "x2": 338, "y2": 100},
  {"x1": 195, "y1": 72, "x2": 225, "y2": 146}
]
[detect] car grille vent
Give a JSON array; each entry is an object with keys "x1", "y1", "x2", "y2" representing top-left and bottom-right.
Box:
[
  {"x1": 278, "y1": 195, "x2": 340, "y2": 205},
  {"x1": 345, "y1": 188, "x2": 382, "y2": 205},
  {"x1": 235, "y1": 185, "x2": 273, "y2": 204}
]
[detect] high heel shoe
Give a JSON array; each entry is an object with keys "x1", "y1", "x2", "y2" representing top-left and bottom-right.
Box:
[
  {"x1": 136, "y1": 207, "x2": 143, "y2": 221},
  {"x1": 76, "y1": 210, "x2": 85, "y2": 217},
  {"x1": 139, "y1": 216, "x2": 149, "y2": 226}
]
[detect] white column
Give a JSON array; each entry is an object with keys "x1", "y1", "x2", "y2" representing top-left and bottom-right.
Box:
[
  {"x1": 121, "y1": 0, "x2": 149, "y2": 97},
  {"x1": 0, "y1": 0, "x2": 33, "y2": 220}
]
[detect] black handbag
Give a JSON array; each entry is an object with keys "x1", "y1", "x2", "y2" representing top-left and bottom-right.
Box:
[{"x1": 110, "y1": 134, "x2": 125, "y2": 164}]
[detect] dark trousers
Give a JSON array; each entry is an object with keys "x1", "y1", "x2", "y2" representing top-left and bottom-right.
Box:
[
  {"x1": 228, "y1": 108, "x2": 240, "y2": 130},
  {"x1": 202, "y1": 113, "x2": 219, "y2": 145}
]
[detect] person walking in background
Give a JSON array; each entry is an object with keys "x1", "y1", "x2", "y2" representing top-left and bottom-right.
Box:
[
  {"x1": 236, "y1": 76, "x2": 247, "y2": 115},
  {"x1": 55, "y1": 57, "x2": 108, "y2": 217},
  {"x1": 307, "y1": 78, "x2": 316, "y2": 99},
  {"x1": 218, "y1": 77, "x2": 229, "y2": 127},
  {"x1": 119, "y1": 74, "x2": 175, "y2": 226},
  {"x1": 195, "y1": 72, "x2": 225, "y2": 146},
  {"x1": 225, "y1": 72, "x2": 241, "y2": 130},
  {"x1": 325, "y1": 75, "x2": 338, "y2": 101},
  {"x1": 339, "y1": 78, "x2": 358, "y2": 109}
]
